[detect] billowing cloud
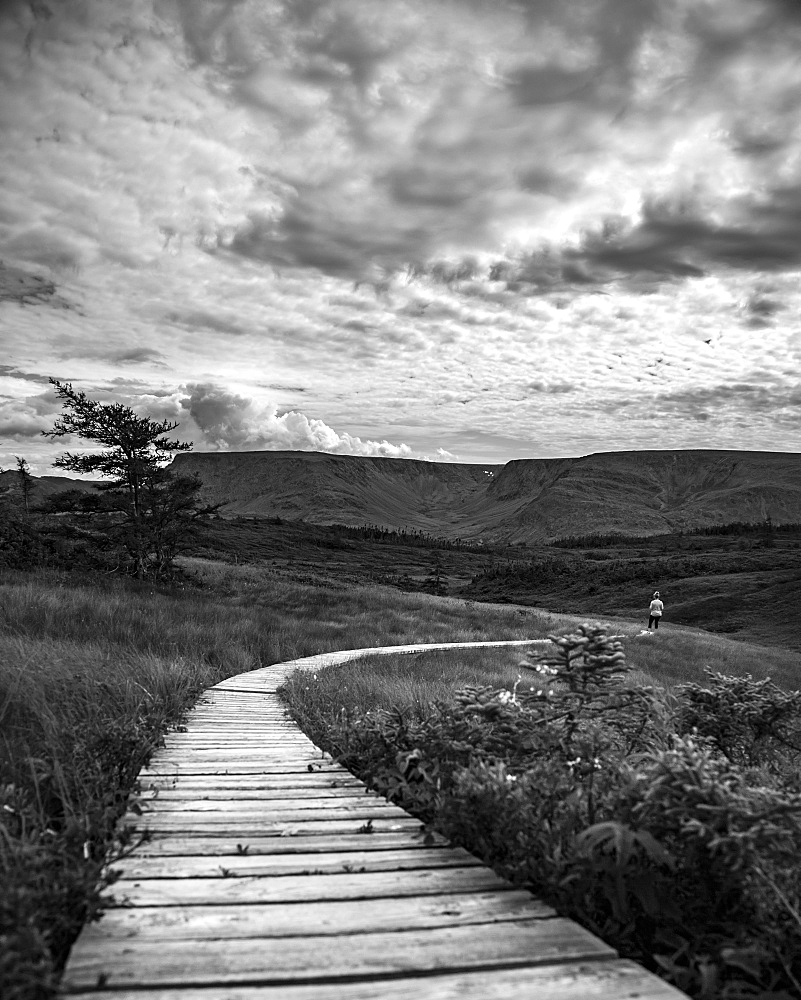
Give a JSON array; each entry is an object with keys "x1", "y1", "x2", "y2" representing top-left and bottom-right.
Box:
[{"x1": 180, "y1": 382, "x2": 415, "y2": 458}]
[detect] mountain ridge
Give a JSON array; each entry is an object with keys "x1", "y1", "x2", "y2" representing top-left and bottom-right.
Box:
[{"x1": 170, "y1": 448, "x2": 801, "y2": 542}]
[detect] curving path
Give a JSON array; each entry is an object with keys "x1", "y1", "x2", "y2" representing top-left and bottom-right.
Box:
[{"x1": 61, "y1": 640, "x2": 686, "y2": 999}]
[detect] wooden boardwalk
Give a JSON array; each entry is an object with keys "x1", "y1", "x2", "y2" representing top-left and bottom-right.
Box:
[{"x1": 61, "y1": 641, "x2": 687, "y2": 999}]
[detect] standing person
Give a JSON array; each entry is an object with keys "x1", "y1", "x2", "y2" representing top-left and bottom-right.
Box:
[{"x1": 648, "y1": 591, "x2": 664, "y2": 630}]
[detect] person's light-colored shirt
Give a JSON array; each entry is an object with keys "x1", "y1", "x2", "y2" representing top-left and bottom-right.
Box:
[{"x1": 649, "y1": 599, "x2": 664, "y2": 616}]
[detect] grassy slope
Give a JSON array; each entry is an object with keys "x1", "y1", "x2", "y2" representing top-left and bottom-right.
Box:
[
  {"x1": 281, "y1": 619, "x2": 801, "y2": 730},
  {"x1": 191, "y1": 517, "x2": 801, "y2": 651}
]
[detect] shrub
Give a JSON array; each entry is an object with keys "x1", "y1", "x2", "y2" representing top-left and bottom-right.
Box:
[
  {"x1": 676, "y1": 669, "x2": 801, "y2": 773},
  {"x1": 282, "y1": 625, "x2": 801, "y2": 999}
]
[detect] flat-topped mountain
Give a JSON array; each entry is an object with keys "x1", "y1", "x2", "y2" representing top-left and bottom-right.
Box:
[{"x1": 170, "y1": 449, "x2": 801, "y2": 542}]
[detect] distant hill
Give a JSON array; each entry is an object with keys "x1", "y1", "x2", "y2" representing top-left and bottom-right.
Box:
[
  {"x1": 0, "y1": 470, "x2": 99, "y2": 503},
  {"x1": 170, "y1": 449, "x2": 801, "y2": 543}
]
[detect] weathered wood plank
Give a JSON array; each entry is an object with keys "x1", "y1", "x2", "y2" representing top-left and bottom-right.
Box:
[
  {"x1": 82, "y1": 890, "x2": 553, "y2": 941},
  {"x1": 159, "y1": 740, "x2": 305, "y2": 745},
  {"x1": 126, "y1": 805, "x2": 413, "y2": 827},
  {"x1": 118, "y1": 846, "x2": 483, "y2": 879},
  {"x1": 135, "y1": 795, "x2": 405, "y2": 812},
  {"x1": 152, "y1": 750, "x2": 329, "y2": 759},
  {"x1": 125, "y1": 806, "x2": 418, "y2": 826},
  {"x1": 144, "y1": 745, "x2": 322, "y2": 753},
  {"x1": 138, "y1": 786, "x2": 374, "y2": 801},
  {"x1": 121, "y1": 817, "x2": 423, "y2": 836},
  {"x1": 62, "y1": 918, "x2": 616, "y2": 990},
  {"x1": 139, "y1": 777, "x2": 364, "y2": 792},
  {"x1": 62, "y1": 959, "x2": 688, "y2": 999},
  {"x1": 110, "y1": 866, "x2": 512, "y2": 906},
  {"x1": 139, "y1": 760, "x2": 352, "y2": 781},
  {"x1": 128, "y1": 832, "x2": 448, "y2": 856}
]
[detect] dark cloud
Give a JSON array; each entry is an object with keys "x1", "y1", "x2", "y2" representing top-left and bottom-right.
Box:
[
  {"x1": 742, "y1": 290, "x2": 783, "y2": 328},
  {"x1": 508, "y1": 0, "x2": 660, "y2": 103},
  {"x1": 0, "y1": 260, "x2": 74, "y2": 308},
  {"x1": 165, "y1": 310, "x2": 250, "y2": 337},
  {"x1": 386, "y1": 164, "x2": 484, "y2": 210},
  {"x1": 108, "y1": 348, "x2": 165, "y2": 366},
  {"x1": 3, "y1": 229, "x2": 83, "y2": 273},
  {"x1": 176, "y1": 0, "x2": 408, "y2": 90},
  {"x1": 223, "y1": 196, "x2": 429, "y2": 279},
  {"x1": 0, "y1": 417, "x2": 48, "y2": 438},
  {"x1": 643, "y1": 382, "x2": 801, "y2": 420},
  {"x1": 574, "y1": 187, "x2": 801, "y2": 284},
  {"x1": 0, "y1": 365, "x2": 52, "y2": 384},
  {"x1": 435, "y1": 181, "x2": 801, "y2": 298}
]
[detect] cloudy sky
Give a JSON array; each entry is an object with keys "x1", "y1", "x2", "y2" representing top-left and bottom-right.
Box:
[{"x1": 1, "y1": 0, "x2": 800, "y2": 473}]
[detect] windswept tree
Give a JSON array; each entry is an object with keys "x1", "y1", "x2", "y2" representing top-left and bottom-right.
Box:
[{"x1": 43, "y1": 379, "x2": 213, "y2": 578}]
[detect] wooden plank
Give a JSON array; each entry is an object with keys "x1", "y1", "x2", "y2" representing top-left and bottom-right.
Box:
[
  {"x1": 125, "y1": 796, "x2": 412, "y2": 830},
  {"x1": 118, "y1": 846, "x2": 483, "y2": 879},
  {"x1": 138, "y1": 786, "x2": 374, "y2": 801},
  {"x1": 159, "y1": 738, "x2": 308, "y2": 744},
  {"x1": 157, "y1": 748, "x2": 317, "y2": 753},
  {"x1": 62, "y1": 918, "x2": 616, "y2": 990},
  {"x1": 62, "y1": 959, "x2": 688, "y2": 999},
  {"x1": 139, "y1": 760, "x2": 353, "y2": 781},
  {"x1": 121, "y1": 817, "x2": 423, "y2": 836},
  {"x1": 128, "y1": 832, "x2": 449, "y2": 856},
  {"x1": 81, "y1": 890, "x2": 553, "y2": 941},
  {"x1": 164, "y1": 731, "x2": 311, "y2": 737},
  {"x1": 125, "y1": 806, "x2": 418, "y2": 825},
  {"x1": 135, "y1": 795, "x2": 406, "y2": 812},
  {"x1": 138, "y1": 776, "x2": 364, "y2": 791},
  {"x1": 152, "y1": 750, "x2": 329, "y2": 759},
  {"x1": 109, "y1": 866, "x2": 512, "y2": 906}
]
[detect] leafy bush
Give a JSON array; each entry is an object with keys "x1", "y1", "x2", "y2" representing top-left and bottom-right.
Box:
[{"x1": 676, "y1": 669, "x2": 801, "y2": 774}]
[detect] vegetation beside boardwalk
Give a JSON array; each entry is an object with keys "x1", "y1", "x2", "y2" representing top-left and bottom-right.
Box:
[
  {"x1": 282, "y1": 628, "x2": 801, "y2": 1000},
  {"x1": 0, "y1": 562, "x2": 549, "y2": 1000},
  {"x1": 3, "y1": 516, "x2": 801, "y2": 999}
]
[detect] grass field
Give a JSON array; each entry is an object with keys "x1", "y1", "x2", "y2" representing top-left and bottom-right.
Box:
[
  {"x1": 0, "y1": 560, "x2": 562, "y2": 1000},
  {"x1": 190, "y1": 517, "x2": 801, "y2": 651},
  {"x1": 280, "y1": 618, "x2": 801, "y2": 732},
  {"x1": 2, "y1": 553, "x2": 799, "y2": 999}
]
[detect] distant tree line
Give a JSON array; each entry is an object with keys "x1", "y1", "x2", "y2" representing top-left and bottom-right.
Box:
[
  {"x1": 469, "y1": 549, "x2": 801, "y2": 591},
  {"x1": 686, "y1": 519, "x2": 801, "y2": 537},
  {"x1": 552, "y1": 518, "x2": 801, "y2": 548},
  {"x1": 325, "y1": 521, "x2": 507, "y2": 555}
]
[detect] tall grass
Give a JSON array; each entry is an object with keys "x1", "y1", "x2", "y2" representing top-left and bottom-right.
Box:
[
  {"x1": 623, "y1": 628, "x2": 801, "y2": 690},
  {"x1": 0, "y1": 561, "x2": 564, "y2": 1000},
  {"x1": 282, "y1": 624, "x2": 801, "y2": 733}
]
